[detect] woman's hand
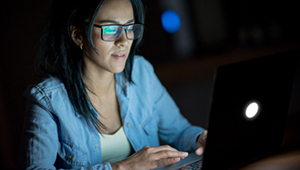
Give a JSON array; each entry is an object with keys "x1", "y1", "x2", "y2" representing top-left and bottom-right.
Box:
[
  {"x1": 111, "y1": 145, "x2": 188, "y2": 170},
  {"x1": 195, "y1": 130, "x2": 208, "y2": 155}
]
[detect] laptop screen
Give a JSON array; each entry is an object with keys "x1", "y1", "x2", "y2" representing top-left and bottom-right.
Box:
[{"x1": 202, "y1": 50, "x2": 299, "y2": 169}]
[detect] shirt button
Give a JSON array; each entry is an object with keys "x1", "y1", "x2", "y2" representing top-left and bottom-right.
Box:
[
  {"x1": 67, "y1": 155, "x2": 72, "y2": 160},
  {"x1": 126, "y1": 123, "x2": 130, "y2": 127}
]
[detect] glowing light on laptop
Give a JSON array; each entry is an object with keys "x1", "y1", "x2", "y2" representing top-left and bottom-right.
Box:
[{"x1": 245, "y1": 102, "x2": 259, "y2": 119}]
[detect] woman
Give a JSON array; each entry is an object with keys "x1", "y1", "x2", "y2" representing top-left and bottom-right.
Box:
[{"x1": 19, "y1": 0, "x2": 207, "y2": 169}]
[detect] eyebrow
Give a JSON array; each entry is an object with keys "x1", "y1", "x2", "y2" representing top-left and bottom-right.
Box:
[{"x1": 98, "y1": 19, "x2": 135, "y2": 24}]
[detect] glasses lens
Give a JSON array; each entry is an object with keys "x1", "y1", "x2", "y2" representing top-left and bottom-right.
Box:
[
  {"x1": 126, "y1": 25, "x2": 135, "y2": 40},
  {"x1": 102, "y1": 26, "x2": 122, "y2": 41},
  {"x1": 101, "y1": 24, "x2": 143, "y2": 41},
  {"x1": 126, "y1": 24, "x2": 143, "y2": 40}
]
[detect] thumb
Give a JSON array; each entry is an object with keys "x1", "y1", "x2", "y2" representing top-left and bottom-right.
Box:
[{"x1": 196, "y1": 147, "x2": 204, "y2": 155}]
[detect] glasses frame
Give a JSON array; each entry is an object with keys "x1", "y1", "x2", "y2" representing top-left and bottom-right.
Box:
[{"x1": 93, "y1": 23, "x2": 144, "y2": 42}]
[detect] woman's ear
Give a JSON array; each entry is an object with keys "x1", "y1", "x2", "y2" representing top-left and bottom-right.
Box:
[{"x1": 70, "y1": 26, "x2": 84, "y2": 48}]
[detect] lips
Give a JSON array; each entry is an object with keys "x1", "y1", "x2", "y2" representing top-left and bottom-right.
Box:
[{"x1": 111, "y1": 51, "x2": 127, "y2": 60}]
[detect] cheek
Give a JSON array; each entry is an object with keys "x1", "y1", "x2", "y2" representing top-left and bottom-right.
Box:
[
  {"x1": 91, "y1": 30, "x2": 102, "y2": 48},
  {"x1": 92, "y1": 28, "x2": 101, "y2": 40},
  {"x1": 128, "y1": 41, "x2": 134, "y2": 50},
  {"x1": 90, "y1": 30, "x2": 112, "y2": 55}
]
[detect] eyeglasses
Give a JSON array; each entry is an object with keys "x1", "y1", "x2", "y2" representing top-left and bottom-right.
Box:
[{"x1": 93, "y1": 23, "x2": 144, "y2": 42}]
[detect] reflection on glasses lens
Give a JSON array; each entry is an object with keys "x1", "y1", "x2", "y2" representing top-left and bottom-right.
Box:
[
  {"x1": 103, "y1": 26, "x2": 121, "y2": 41},
  {"x1": 100, "y1": 24, "x2": 143, "y2": 41},
  {"x1": 103, "y1": 26, "x2": 118, "y2": 34}
]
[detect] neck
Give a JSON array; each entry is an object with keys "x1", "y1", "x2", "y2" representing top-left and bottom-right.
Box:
[{"x1": 83, "y1": 69, "x2": 116, "y2": 98}]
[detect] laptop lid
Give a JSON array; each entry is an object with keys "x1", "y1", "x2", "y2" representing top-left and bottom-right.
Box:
[{"x1": 202, "y1": 50, "x2": 299, "y2": 170}]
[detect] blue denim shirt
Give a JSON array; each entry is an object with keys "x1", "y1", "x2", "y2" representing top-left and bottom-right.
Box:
[{"x1": 19, "y1": 56, "x2": 205, "y2": 170}]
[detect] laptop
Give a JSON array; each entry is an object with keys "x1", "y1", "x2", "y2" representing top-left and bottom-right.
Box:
[{"x1": 156, "y1": 49, "x2": 299, "y2": 170}]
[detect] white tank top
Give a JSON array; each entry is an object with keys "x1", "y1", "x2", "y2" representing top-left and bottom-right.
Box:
[{"x1": 100, "y1": 126, "x2": 133, "y2": 163}]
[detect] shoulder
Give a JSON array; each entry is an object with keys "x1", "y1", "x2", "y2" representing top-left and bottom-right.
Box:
[
  {"x1": 132, "y1": 55, "x2": 155, "y2": 79},
  {"x1": 129, "y1": 55, "x2": 164, "y2": 97},
  {"x1": 133, "y1": 55, "x2": 153, "y2": 69},
  {"x1": 24, "y1": 76, "x2": 66, "y2": 102}
]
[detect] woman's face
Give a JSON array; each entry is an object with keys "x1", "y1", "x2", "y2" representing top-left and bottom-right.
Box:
[{"x1": 83, "y1": 0, "x2": 134, "y2": 76}]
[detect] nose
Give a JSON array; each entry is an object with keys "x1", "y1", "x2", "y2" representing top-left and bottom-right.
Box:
[{"x1": 115, "y1": 29, "x2": 129, "y2": 47}]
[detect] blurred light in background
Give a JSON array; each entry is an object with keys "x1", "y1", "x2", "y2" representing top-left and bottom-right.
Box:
[
  {"x1": 161, "y1": 10, "x2": 181, "y2": 34},
  {"x1": 159, "y1": 0, "x2": 197, "y2": 60},
  {"x1": 141, "y1": 0, "x2": 299, "y2": 64}
]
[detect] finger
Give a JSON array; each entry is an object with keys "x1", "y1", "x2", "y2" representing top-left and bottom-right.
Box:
[
  {"x1": 200, "y1": 131, "x2": 208, "y2": 142},
  {"x1": 180, "y1": 156, "x2": 187, "y2": 159},
  {"x1": 153, "y1": 145, "x2": 179, "y2": 152},
  {"x1": 157, "y1": 145, "x2": 189, "y2": 159},
  {"x1": 195, "y1": 147, "x2": 204, "y2": 155},
  {"x1": 196, "y1": 140, "x2": 205, "y2": 150},
  {"x1": 153, "y1": 150, "x2": 188, "y2": 160},
  {"x1": 155, "y1": 157, "x2": 181, "y2": 167},
  {"x1": 203, "y1": 131, "x2": 208, "y2": 141},
  {"x1": 197, "y1": 131, "x2": 208, "y2": 148},
  {"x1": 161, "y1": 145, "x2": 179, "y2": 150},
  {"x1": 140, "y1": 145, "x2": 188, "y2": 160}
]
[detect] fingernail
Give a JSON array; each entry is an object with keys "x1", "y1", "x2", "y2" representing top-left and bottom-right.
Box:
[{"x1": 181, "y1": 152, "x2": 188, "y2": 156}]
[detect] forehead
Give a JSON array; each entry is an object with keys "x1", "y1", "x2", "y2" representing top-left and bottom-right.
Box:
[{"x1": 95, "y1": 0, "x2": 134, "y2": 23}]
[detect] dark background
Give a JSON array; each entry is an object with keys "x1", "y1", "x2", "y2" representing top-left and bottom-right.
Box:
[{"x1": 1, "y1": 0, "x2": 300, "y2": 169}]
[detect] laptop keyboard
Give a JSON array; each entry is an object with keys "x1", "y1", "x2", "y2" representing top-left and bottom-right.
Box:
[{"x1": 178, "y1": 159, "x2": 203, "y2": 170}]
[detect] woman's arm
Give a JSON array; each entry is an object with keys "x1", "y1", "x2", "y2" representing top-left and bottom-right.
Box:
[
  {"x1": 18, "y1": 90, "x2": 112, "y2": 170},
  {"x1": 19, "y1": 99, "x2": 60, "y2": 169},
  {"x1": 141, "y1": 57, "x2": 205, "y2": 152}
]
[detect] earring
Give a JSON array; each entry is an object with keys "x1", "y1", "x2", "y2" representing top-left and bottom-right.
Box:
[{"x1": 80, "y1": 45, "x2": 83, "y2": 50}]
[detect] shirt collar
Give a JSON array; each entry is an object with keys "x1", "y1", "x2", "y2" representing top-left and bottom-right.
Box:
[{"x1": 115, "y1": 73, "x2": 129, "y2": 97}]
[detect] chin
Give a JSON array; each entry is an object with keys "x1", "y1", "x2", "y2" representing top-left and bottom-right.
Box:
[
  {"x1": 113, "y1": 66, "x2": 126, "y2": 74},
  {"x1": 111, "y1": 60, "x2": 127, "y2": 73}
]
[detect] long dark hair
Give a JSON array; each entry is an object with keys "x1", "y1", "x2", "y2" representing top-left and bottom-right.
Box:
[{"x1": 36, "y1": 0, "x2": 145, "y2": 132}]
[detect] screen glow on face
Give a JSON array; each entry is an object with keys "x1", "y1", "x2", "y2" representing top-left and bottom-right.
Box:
[{"x1": 245, "y1": 102, "x2": 259, "y2": 119}]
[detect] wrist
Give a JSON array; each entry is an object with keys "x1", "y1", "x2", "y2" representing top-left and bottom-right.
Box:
[
  {"x1": 111, "y1": 161, "x2": 127, "y2": 170},
  {"x1": 111, "y1": 162, "x2": 123, "y2": 170}
]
